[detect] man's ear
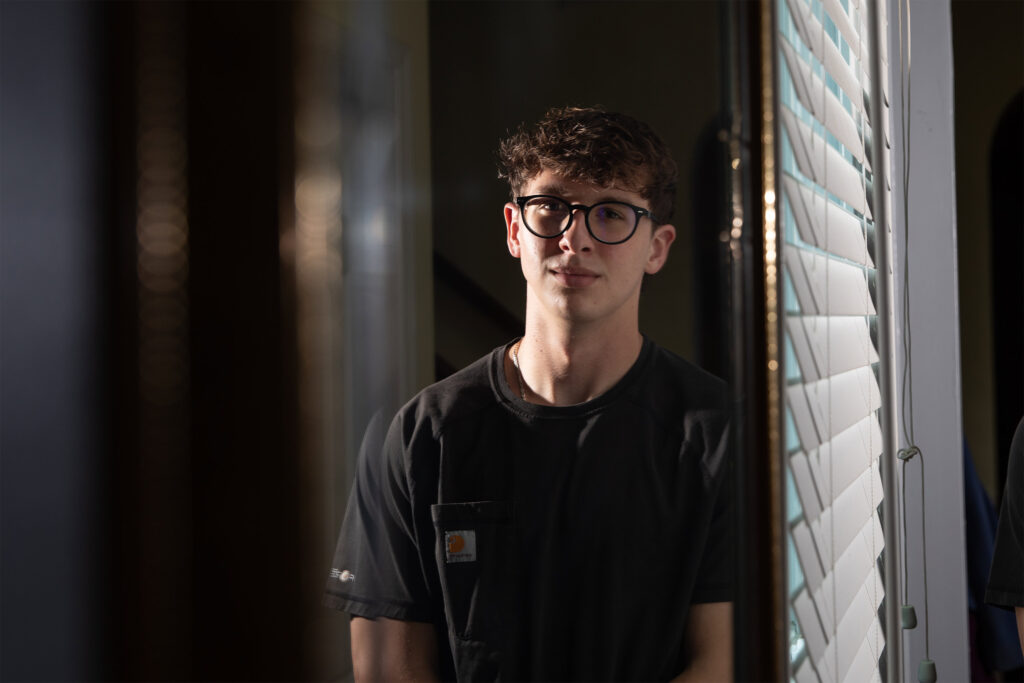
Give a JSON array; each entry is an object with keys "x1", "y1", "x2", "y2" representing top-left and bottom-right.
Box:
[
  {"x1": 645, "y1": 223, "x2": 676, "y2": 274},
  {"x1": 505, "y1": 202, "x2": 522, "y2": 258}
]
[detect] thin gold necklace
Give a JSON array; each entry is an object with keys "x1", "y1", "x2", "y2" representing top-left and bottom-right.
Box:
[{"x1": 510, "y1": 339, "x2": 527, "y2": 401}]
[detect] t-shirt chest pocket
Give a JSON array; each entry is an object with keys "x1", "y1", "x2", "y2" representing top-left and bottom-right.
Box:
[{"x1": 430, "y1": 500, "x2": 515, "y2": 642}]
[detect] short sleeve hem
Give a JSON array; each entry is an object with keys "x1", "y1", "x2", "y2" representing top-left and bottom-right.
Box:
[
  {"x1": 323, "y1": 591, "x2": 436, "y2": 622},
  {"x1": 691, "y1": 586, "x2": 733, "y2": 604},
  {"x1": 985, "y1": 587, "x2": 1024, "y2": 611}
]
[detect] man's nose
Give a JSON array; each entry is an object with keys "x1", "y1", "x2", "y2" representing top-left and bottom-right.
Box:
[{"x1": 559, "y1": 208, "x2": 593, "y2": 253}]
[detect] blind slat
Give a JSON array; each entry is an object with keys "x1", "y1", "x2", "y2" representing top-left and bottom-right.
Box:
[
  {"x1": 782, "y1": 108, "x2": 870, "y2": 216},
  {"x1": 830, "y1": 532, "x2": 884, "y2": 627},
  {"x1": 802, "y1": 365, "x2": 882, "y2": 447},
  {"x1": 809, "y1": 463, "x2": 882, "y2": 565},
  {"x1": 788, "y1": 371, "x2": 881, "y2": 468},
  {"x1": 786, "y1": 314, "x2": 878, "y2": 382},
  {"x1": 792, "y1": 451, "x2": 824, "y2": 520},
  {"x1": 798, "y1": 514, "x2": 885, "y2": 675},
  {"x1": 793, "y1": 518, "x2": 827, "y2": 591},
  {"x1": 835, "y1": 586, "x2": 883, "y2": 673},
  {"x1": 795, "y1": 658, "x2": 818, "y2": 683},
  {"x1": 812, "y1": 533, "x2": 873, "y2": 628},
  {"x1": 817, "y1": 589, "x2": 883, "y2": 682},
  {"x1": 844, "y1": 637, "x2": 884, "y2": 683},
  {"x1": 788, "y1": 314, "x2": 822, "y2": 381},
  {"x1": 789, "y1": 381, "x2": 823, "y2": 450},
  {"x1": 809, "y1": 415, "x2": 884, "y2": 500},
  {"x1": 780, "y1": 39, "x2": 866, "y2": 167},
  {"x1": 785, "y1": 0, "x2": 865, "y2": 110},
  {"x1": 784, "y1": 174, "x2": 874, "y2": 267},
  {"x1": 794, "y1": 588, "x2": 830, "y2": 663},
  {"x1": 787, "y1": 248, "x2": 876, "y2": 317},
  {"x1": 822, "y1": 0, "x2": 861, "y2": 61},
  {"x1": 796, "y1": 417, "x2": 883, "y2": 531}
]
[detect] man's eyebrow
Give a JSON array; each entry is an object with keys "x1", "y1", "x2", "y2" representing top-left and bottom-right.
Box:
[
  {"x1": 534, "y1": 184, "x2": 572, "y2": 197},
  {"x1": 533, "y1": 184, "x2": 634, "y2": 204}
]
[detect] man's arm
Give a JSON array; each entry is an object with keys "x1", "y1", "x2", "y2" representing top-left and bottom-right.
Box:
[
  {"x1": 351, "y1": 616, "x2": 440, "y2": 682},
  {"x1": 1016, "y1": 607, "x2": 1024, "y2": 656},
  {"x1": 671, "y1": 602, "x2": 732, "y2": 682}
]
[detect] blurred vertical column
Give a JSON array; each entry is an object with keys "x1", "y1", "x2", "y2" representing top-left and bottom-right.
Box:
[
  {"x1": 289, "y1": 2, "x2": 434, "y2": 677},
  {"x1": 290, "y1": 2, "x2": 349, "y2": 678},
  {"x1": 337, "y1": 1, "x2": 428, "y2": 477},
  {"x1": 134, "y1": 1, "x2": 192, "y2": 674},
  {"x1": 0, "y1": 1, "x2": 105, "y2": 678}
]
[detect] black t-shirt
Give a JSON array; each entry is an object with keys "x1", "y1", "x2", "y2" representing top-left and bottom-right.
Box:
[
  {"x1": 324, "y1": 338, "x2": 732, "y2": 681},
  {"x1": 987, "y1": 416, "x2": 1024, "y2": 610}
]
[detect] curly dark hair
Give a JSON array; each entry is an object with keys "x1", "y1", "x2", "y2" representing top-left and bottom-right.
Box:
[{"x1": 497, "y1": 106, "x2": 678, "y2": 223}]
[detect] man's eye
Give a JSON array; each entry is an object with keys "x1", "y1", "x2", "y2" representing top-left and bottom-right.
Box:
[{"x1": 595, "y1": 206, "x2": 626, "y2": 221}]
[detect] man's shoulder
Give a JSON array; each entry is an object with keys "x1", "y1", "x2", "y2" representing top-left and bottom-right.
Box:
[
  {"x1": 639, "y1": 342, "x2": 731, "y2": 480},
  {"x1": 397, "y1": 345, "x2": 506, "y2": 431},
  {"x1": 644, "y1": 341, "x2": 728, "y2": 410}
]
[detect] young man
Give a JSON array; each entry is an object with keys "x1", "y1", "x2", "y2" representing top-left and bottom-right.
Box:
[{"x1": 325, "y1": 106, "x2": 732, "y2": 681}]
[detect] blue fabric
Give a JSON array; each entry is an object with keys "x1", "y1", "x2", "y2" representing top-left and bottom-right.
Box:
[{"x1": 964, "y1": 439, "x2": 1024, "y2": 672}]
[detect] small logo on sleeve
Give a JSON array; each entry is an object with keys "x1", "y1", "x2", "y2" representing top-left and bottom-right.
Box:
[
  {"x1": 444, "y1": 530, "x2": 476, "y2": 563},
  {"x1": 329, "y1": 568, "x2": 356, "y2": 583}
]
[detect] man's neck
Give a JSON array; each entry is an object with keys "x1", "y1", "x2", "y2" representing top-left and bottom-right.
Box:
[{"x1": 512, "y1": 316, "x2": 644, "y2": 407}]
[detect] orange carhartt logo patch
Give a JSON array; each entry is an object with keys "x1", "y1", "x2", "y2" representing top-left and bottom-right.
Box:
[
  {"x1": 448, "y1": 534, "x2": 465, "y2": 553},
  {"x1": 444, "y1": 530, "x2": 476, "y2": 563}
]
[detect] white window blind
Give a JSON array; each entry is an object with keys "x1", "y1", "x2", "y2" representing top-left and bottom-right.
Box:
[{"x1": 778, "y1": 0, "x2": 893, "y2": 680}]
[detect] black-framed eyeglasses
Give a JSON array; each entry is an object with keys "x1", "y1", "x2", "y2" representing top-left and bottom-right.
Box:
[{"x1": 515, "y1": 194, "x2": 661, "y2": 245}]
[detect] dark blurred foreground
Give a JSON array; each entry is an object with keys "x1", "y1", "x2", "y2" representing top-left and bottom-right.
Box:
[{"x1": 2, "y1": 2, "x2": 315, "y2": 679}]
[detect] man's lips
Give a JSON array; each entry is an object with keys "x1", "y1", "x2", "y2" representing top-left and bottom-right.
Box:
[{"x1": 550, "y1": 266, "x2": 599, "y2": 287}]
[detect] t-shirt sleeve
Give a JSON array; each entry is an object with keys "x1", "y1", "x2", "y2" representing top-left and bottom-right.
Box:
[
  {"x1": 986, "y1": 416, "x2": 1024, "y2": 609},
  {"x1": 691, "y1": 417, "x2": 733, "y2": 604},
  {"x1": 323, "y1": 408, "x2": 438, "y2": 622}
]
